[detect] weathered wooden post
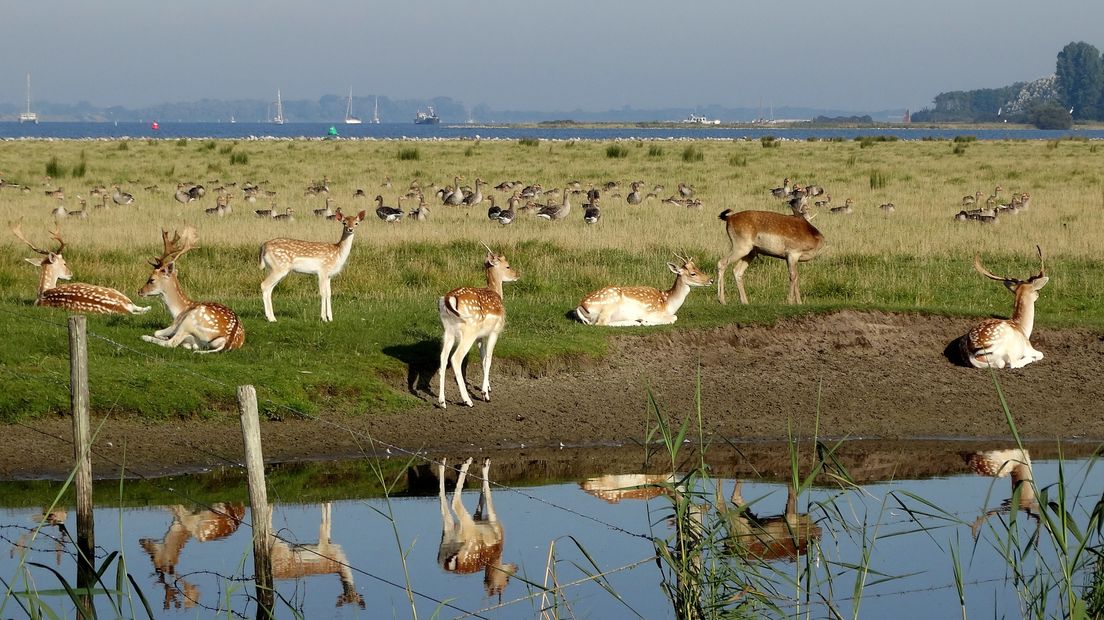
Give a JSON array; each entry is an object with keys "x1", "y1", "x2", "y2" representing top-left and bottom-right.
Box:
[
  {"x1": 238, "y1": 385, "x2": 274, "y2": 620},
  {"x1": 69, "y1": 315, "x2": 95, "y2": 615}
]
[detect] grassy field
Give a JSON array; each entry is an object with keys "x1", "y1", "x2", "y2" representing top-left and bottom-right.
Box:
[{"x1": 1, "y1": 137, "x2": 1102, "y2": 421}]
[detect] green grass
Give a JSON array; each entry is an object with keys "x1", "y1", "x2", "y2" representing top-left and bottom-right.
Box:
[{"x1": 2, "y1": 138, "x2": 1103, "y2": 421}]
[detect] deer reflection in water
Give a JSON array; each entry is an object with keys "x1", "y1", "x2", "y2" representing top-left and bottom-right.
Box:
[
  {"x1": 139, "y1": 503, "x2": 245, "y2": 610},
  {"x1": 580, "y1": 473, "x2": 674, "y2": 503},
  {"x1": 964, "y1": 448, "x2": 1039, "y2": 539},
  {"x1": 438, "y1": 457, "x2": 516, "y2": 598},
  {"x1": 715, "y1": 481, "x2": 822, "y2": 561},
  {"x1": 10, "y1": 508, "x2": 67, "y2": 567},
  {"x1": 270, "y1": 502, "x2": 365, "y2": 609}
]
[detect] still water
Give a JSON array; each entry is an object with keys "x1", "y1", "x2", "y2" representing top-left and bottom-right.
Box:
[
  {"x1": 3, "y1": 121, "x2": 1104, "y2": 142},
  {"x1": 1, "y1": 442, "x2": 1100, "y2": 619}
]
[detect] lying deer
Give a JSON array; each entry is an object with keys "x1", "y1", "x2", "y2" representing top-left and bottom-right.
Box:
[
  {"x1": 716, "y1": 198, "x2": 825, "y2": 304},
  {"x1": 964, "y1": 449, "x2": 1039, "y2": 539},
  {"x1": 269, "y1": 502, "x2": 365, "y2": 609},
  {"x1": 437, "y1": 248, "x2": 519, "y2": 408},
  {"x1": 139, "y1": 227, "x2": 245, "y2": 353},
  {"x1": 961, "y1": 247, "x2": 1048, "y2": 368},
  {"x1": 11, "y1": 219, "x2": 150, "y2": 314},
  {"x1": 438, "y1": 458, "x2": 516, "y2": 598},
  {"x1": 574, "y1": 256, "x2": 712, "y2": 326},
  {"x1": 260, "y1": 209, "x2": 367, "y2": 322}
]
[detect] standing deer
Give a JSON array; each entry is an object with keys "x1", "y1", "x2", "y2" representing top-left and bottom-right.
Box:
[
  {"x1": 139, "y1": 227, "x2": 245, "y2": 353},
  {"x1": 575, "y1": 256, "x2": 712, "y2": 326},
  {"x1": 716, "y1": 201, "x2": 825, "y2": 304},
  {"x1": 437, "y1": 248, "x2": 519, "y2": 408},
  {"x1": 962, "y1": 247, "x2": 1048, "y2": 369},
  {"x1": 10, "y1": 219, "x2": 150, "y2": 314},
  {"x1": 715, "y1": 480, "x2": 822, "y2": 561},
  {"x1": 438, "y1": 458, "x2": 516, "y2": 598},
  {"x1": 259, "y1": 209, "x2": 367, "y2": 322}
]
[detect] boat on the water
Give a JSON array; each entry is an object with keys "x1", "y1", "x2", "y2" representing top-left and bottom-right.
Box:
[
  {"x1": 19, "y1": 73, "x2": 38, "y2": 124},
  {"x1": 344, "y1": 87, "x2": 362, "y2": 124},
  {"x1": 272, "y1": 89, "x2": 285, "y2": 124},
  {"x1": 414, "y1": 106, "x2": 440, "y2": 125},
  {"x1": 681, "y1": 113, "x2": 720, "y2": 125},
  {"x1": 371, "y1": 96, "x2": 380, "y2": 124}
]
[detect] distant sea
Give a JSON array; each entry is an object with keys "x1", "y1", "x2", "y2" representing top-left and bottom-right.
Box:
[{"x1": 1, "y1": 122, "x2": 1101, "y2": 141}]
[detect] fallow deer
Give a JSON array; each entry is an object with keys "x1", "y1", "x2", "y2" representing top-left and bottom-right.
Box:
[
  {"x1": 259, "y1": 209, "x2": 367, "y2": 322},
  {"x1": 716, "y1": 200, "x2": 825, "y2": 305},
  {"x1": 269, "y1": 503, "x2": 366, "y2": 609},
  {"x1": 580, "y1": 473, "x2": 674, "y2": 503},
  {"x1": 962, "y1": 247, "x2": 1048, "y2": 369},
  {"x1": 139, "y1": 227, "x2": 245, "y2": 353},
  {"x1": 575, "y1": 256, "x2": 712, "y2": 326},
  {"x1": 10, "y1": 219, "x2": 150, "y2": 314},
  {"x1": 964, "y1": 448, "x2": 1039, "y2": 539},
  {"x1": 438, "y1": 458, "x2": 516, "y2": 598},
  {"x1": 437, "y1": 248, "x2": 519, "y2": 408},
  {"x1": 715, "y1": 480, "x2": 822, "y2": 561}
]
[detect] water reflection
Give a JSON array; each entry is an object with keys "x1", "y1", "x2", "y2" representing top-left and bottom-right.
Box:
[
  {"x1": 270, "y1": 502, "x2": 365, "y2": 609},
  {"x1": 580, "y1": 473, "x2": 673, "y2": 503},
  {"x1": 438, "y1": 457, "x2": 516, "y2": 598},
  {"x1": 138, "y1": 502, "x2": 245, "y2": 610},
  {"x1": 9, "y1": 508, "x2": 67, "y2": 567},
  {"x1": 964, "y1": 448, "x2": 1040, "y2": 538},
  {"x1": 715, "y1": 481, "x2": 822, "y2": 561}
]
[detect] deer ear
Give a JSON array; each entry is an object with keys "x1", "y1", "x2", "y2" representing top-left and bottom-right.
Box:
[
  {"x1": 1031, "y1": 276, "x2": 1049, "y2": 291},
  {"x1": 164, "y1": 262, "x2": 176, "y2": 275},
  {"x1": 356, "y1": 210, "x2": 367, "y2": 221},
  {"x1": 667, "y1": 262, "x2": 680, "y2": 274},
  {"x1": 24, "y1": 257, "x2": 45, "y2": 267}
]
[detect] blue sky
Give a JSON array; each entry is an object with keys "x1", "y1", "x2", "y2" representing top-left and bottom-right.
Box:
[{"x1": 4, "y1": 0, "x2": 1102, "y2": 112}]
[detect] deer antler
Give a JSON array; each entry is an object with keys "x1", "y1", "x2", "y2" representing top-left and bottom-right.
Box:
[
  {"x1": 10, "y1": 218, "x2": 63, "y2": 255},
  {"x1": 154, "y1": 226, "x2": 198, "y2": 267},
  {"x1": 972, "y1": 254, "x2": 1011, "y2": 283},
  {"x1": 1031, "y1": 245, "x2": 1045, "y2": 281}
]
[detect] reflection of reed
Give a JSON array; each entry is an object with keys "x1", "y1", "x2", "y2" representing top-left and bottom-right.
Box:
[
  {"x1": 438, "y1": 457, "x2": 516, "y2": 598},
  {"x1": 269, "y1": 502, "x2": 365, "y2": 609},
  {"x1": 715, "y1": 481, "x2": 822, "y2": 561},
  {"x1": 964, "y1": 448, "x2": 1039, "y2": 539},
  {"x1": 139, "y1": 503, "x2": 245, "y2": 610},
  {"x1": 580, "y1": 473, "x2": 673, "y2": 503}
]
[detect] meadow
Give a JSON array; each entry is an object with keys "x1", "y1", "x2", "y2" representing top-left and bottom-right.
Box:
[{"x1": 0, "y1": 136, "x2": 1102, "y2": 422}]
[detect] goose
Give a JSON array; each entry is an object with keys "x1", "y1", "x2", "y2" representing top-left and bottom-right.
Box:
[
  {"x1": 96, "y1": 194, "x2": 109, "y2": 209},
  {"x1": 375, "y1": 195, "x2": 403, "y2": 222},
  {"x1": 683, "y1": 198, "x2": 703, "y2": 209},
  {"x1": 174, "y1": 183, "x2": 194, "y2": 204},
  {"x1": 603, "y1": 180, "x2": 620, "y2": 192},
  {"x1": 45, "y1": 187, "x2": 64, "y2": 200},
  {"x1": 486, "y1": 195, "x2": 501, "y2": 220},
  {"x1": 770, "y1": 178, "x2": 792, "y2": 199},
  {"x1": 536, "y1": 189, "x2": 571, "y2": 220},
  {"x1": 494, "y1": 180, "x2": 520, "y2": 191},
  {"x1": 187, "y1": 184, "x2": 206, "y2": 200},
  {"x1": 255, "y1": 202, "x2": 277, "y2": 218},
  {"x1": 353, "y1": 188, "x2": 367, "y2": 199},
  {"x1": 677, "y1": 182, "x2": 695, "y2": 198},
  {"x1": 273, "y1": 207, "x2": 295, "y2": 222},
  {"x1": 497, "y1": 196, "x2": 518, "y2": 225},
  {"x1": 879, "y1": 202, "x2": 895, "y2": 214},
  {"x1": 814, "y1": 195, "x2": 832, "y2": 209},
  {"x1": 443, "y1": 176, "x2": 465, "y2": 206},
  {"x1": 51, "y1": 205, "x2": 67, "y2": 219},
  {"x1": 583, "y1": 198, "x2": 601, "y2": 224},
  {"x1": 962, "y1": 191, "x2": 982, "y2": 206},
  {"x1": 462, "y1": 177, "x2": 485, "y2": 207},
  {"x1": 144, "y1": 184, "x2": 160, "y2": 192},
  {"x1": 380, "y1": 176, "x2": 392, "y2": 189},
  {"x1": 112, "y1": 185, "x2": 134, "y2": 205},
  {"x1": 519, "y1": 183, "x2": 543, "y2": 200},
  {"x1": 626, "y1": 181, "x2": 644, "y2": 205},
  {"x1": 805, "y1": 184, "x2": 825, "y2": 197},
  {"x1": 789, "y1": 185, "x2": 808, "y2": 199},
  {"x1": 829, "y1": 198, "x2": 854, "y2": 214},
  {"x1": 313, "y1": 197, "x2": 335, "y2": 218},
  {"x1": 408, "y1": 199, "x2": 430, "y2": 221}
]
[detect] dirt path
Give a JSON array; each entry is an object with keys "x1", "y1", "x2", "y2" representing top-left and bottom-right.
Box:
[{"x1": 3, "y1": 311, "x2": 1102, "y2": 480}]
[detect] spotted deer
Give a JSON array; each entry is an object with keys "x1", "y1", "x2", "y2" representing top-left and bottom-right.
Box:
[
  {"x1": 575, "y1": 256, "x2": 712, "y2": 326},
  {"x1": 964, "y1": 448, "x2": 1039, "y2": 539},
  {"x1": 716, "y1": 200, "x2": 825, "y2": 304},
  {"x1": 438, "y1": 458, "x2": 516, "y2": 598},
  {"x1": 715, "y1": 480, "x2": 822, "y2": 561},
  {"x1": 437, "y1": 248, "x2": 519, "y2": 408},
  {"x1": 259, "y1": 209, "x2": 367, "y2": 322},
  {"x1": 269, "y1": 503, "x2": 365, "y2": 609},
  {"x1": 962, "y1": 247, "x2": 1048, "y2": 369},
  {"x1": 139, "y1": 227, "x2": 245, "y2": 353},
  {"x1": 10, "y1": 219, "x2": 150, "y2": 314}
]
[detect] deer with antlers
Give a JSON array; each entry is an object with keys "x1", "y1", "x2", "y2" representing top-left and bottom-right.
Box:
[
  {"x1": 961, "y1": 247, "x2": 1049, "y2": 369},
  {"x1": 10, "y1": 219, "x2": 150, "y2": 314},
  {"x1": 437, "y1": 247, "x2": 519, "y2": 408},
  {"x1": 259, "y1": 209, "x2": 367, "y2": 322},
  {"x1": 138, "y1": 227, "x2": 245, "y2": 353},
  {"x1": 716, "y1": 199, "x2": 825, "y2": 305},
  {"x1": 575, "y1": 255, "x2": 712, "y2": 326}
]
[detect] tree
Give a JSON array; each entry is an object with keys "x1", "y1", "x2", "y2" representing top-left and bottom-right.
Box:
[
  {"x1": 1028, "y1": 103, "x2": 1073, "y2": 130},
  {"x1": 1055, "y1": 41, "x2": 1104, "y2": 120}
]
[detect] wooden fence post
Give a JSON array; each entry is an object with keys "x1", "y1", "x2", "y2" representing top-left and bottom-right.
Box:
[
  {"x1": 238, "y1": 385, "x2": 274, "y2": 619},
  {"x1": 68, "y1": 315, "x2": 95, "y2": 613}
]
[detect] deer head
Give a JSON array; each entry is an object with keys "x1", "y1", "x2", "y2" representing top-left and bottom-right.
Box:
[
  {"x1": 140, "y1": 227, "x2": 198, "y2": 297},
  {"x1": 973, "y1": 245, "x2": 1048, "y2": 301},
  {"x1": 335, "y1": 209, "x2": 367, "y2": 236},
  {"x1": 11, "y1": 219, "x2": 72, "y2": 283},
  {"x1": 669, "y1": 255, "x2": 713, "y2": 287}
]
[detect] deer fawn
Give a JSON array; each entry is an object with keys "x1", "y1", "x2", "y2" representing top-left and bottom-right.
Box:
[
  {"x1": 437, "y1": 248, "x2": 519, "y2": 408},
  {"x1": 139, "y1": 227, "x2": 245, "y2": 353},
  {"x1": 10, "y1": 219, "x2": 150, "y2": 315},
  {"x1": 575, "y1": 256, "x2": 712, "y2": 326},
  {"x1": 259, "y1": 209, "x2": 367, "y2": 322},
  {"x1": 716, "y1": 200, "x2": 825, "y2": 305},
  {"x1": 438, "y1": 458, "x2": 516, "y2": 597},
  {"x1": 962, "y1": 247, "x2": 1049, "y2": 369}
]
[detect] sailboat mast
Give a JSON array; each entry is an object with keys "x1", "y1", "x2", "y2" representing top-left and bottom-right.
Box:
[{"x1": 26, "y1": 74, "x2": 31, "y2": 114}]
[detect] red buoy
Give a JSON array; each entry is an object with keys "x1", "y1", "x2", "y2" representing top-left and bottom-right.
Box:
[{"x1": 151, "y1": 121, "x2": 160, "y2": 131}]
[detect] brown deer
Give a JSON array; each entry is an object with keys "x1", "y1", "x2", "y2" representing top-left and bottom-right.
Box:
[
  {"x1": 716, "y1": 200, "x2": 825, "y2": 304},
  {"x1": 138, "y1": 227, "x2": 245, "y2": 353},
  {"x1": 269, "y1": 503, "x2": 366, "y2": 609},
  {"x1": 259, "y1": 209, "x2": 367, "y2": 322},
  {"x1": 715, "y1": 480, "x2": 822, "y2": 561},
  {"x1": 139, "y1": 503, "x2": 245, "y2": 611},
  {"x1": 962, "y1": 247, "x2": 1048, "y2": 369},
  {"x1": 438, "y1": 458, "x2": 516, "y2": 598},
  {"x1": 575, "y1": 256, "x2": 712, "y2": 326},
  {"x1": 437, "y1": 248, "x2": 519, "y2": 408},
  {"x1": 964, "y1": 449, "x2": 1039, "y2": 539},
  {"x1": 10, "y1": 219, "x2": 150, "y2": 314},
  {"x1": 580, "y1": 473, "x2": 674, "y2": 503}
]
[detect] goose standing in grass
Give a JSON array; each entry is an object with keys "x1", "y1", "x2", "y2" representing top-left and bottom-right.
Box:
[
  {"x1": 805, "y1": 184, "x2": 825, "y2": 197},
  {"x1": 353, "y1": 188, "x2": 367, "y2": 199},
  {"x1": 486, "y1": 195, "x2": 501, "y2": 220},
  {"x1": 112, "y1": 185, "x2": 134, "y2": 205},
  {"x1": 678, "y1": 182, "x2": 695, "y2": 199},
  {"x1": 536, "y1": 189, "x2": 571, "y2": 221},
  {"x1": 375, "y1": 195, "x2": 403, "y2": 222},
  {"x1": 408, "y1": 198, "x2": 430, "y2": 221},
  {"x1": 879, "y1": 202, "x2": 895, "y2": 214},
  {"x1": 174, "y1": 183, "x2": 194, "y2": 204},
  {"x1": 770, "y1": 178, "x2": 791, "y2": 199},
  {"x1": 462, "y1": 177, "x2": 485, "y2": 207},
  {"x1": 962, "y1": 191, "x2": 982, "y2": 206},
  {"x1": 187, "y1": 184, "x2": 206, "y2": 200},
  {"x1": 496, "y1": 196, "x2": 517, "y2": 225},
  {"x1": 314, "y1": 197, "x2": 335, "y2": 218},
  {"x1": 255, "y1": 202, "x2": 277, "y2": 218},
  {"x1": 583, "y1": 197, "x2": 601, "y2": 224},
  {"x1": 443, "y1": 176, "x2": 465, "y2": 206},
  {"x1": 273, "y1": 207, "x2": 295, "y2": 222},
  {"x1": 626, "y1": 181, "x2": 644, "y2": 205}
]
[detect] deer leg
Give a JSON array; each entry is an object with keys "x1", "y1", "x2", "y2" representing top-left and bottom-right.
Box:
[
  {"x1": 480, "y1": 458, "x2": 497, "y2": 522},
  {"x1": 786, "y1": 254, "x2": 802, "y2": 304},
  {"x1": 260, "y1": 267, "x2": 290, "y2": 323},
  {"x1": 450, "y1": 334, "x2": 477, "y2": 407},
  {"x1": 453, "y1": 458, "x2": 475, "y2": 527},
  {"x1": 478, "y1": 333, "x2": 499, "y2": 402},
  {"x1": 716, "y1": 254, "x2": 732, "y2": 304},
  {"x1": 438, "y1": 331, "x2": 457, "y2": 407},
  {"x1": 318, "y1": 277, "x2": 332, "y2": 322},
  {"x1": 439, "y1": 460, "x2": 454, "y2": 527},
  {"x1": 320, "y1": 502, "x2": 332, "y2": 544},
  {"x1": 733, "y1": 258, "x2": 751, "y2": 305}
]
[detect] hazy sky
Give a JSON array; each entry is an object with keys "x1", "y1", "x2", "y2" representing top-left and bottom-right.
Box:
[{"x1": 4, "y1": 0, "x2": 1102, "y2": 113}]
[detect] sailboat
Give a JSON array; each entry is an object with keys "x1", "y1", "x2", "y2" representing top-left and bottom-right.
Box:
[
  {"x1": 19, "y1": 73, "x2": 38, "y2": 124},
  {"x1": 272, "y1": 89, "x2": 285, "y2": 124},
  {"x1": 371, "y1": 96, "x2": 380, "y2": 124},
  {"x1": 344, "y1": 87, "x2": 362, "y2": 124}
]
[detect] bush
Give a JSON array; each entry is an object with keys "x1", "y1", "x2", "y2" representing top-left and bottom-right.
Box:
[
  {"x1": 518, "y1": 138, "x2": 539, "y2": 147},
  {"x1": 953, "y1": 135, "x2": 977, "y2": 143},
  {"x1": 953, "y1": 144, "x2": 968, "y2": 155},
  {"x1": 201, "y1": 140, "x2": 217, "y2": 151},
  {"x1": 219, "y1": 144, "x2": 234, "y2": 154},
  {"x1": 398, "y1": 147, "x2": 420, "y2": 161},
  {"x1": 117, "y1": 141, "x2": 129, "y2": 151},
  {"x1": 869, "y1": 170, "x2": 888, "y2": 189},
  {"x1": 45, "y1": 156, "x2": 62, "y2": 178},
  {"x1": 606, "y1": 144, "x2": 629, "y2": 158},
  {"x1": 229, "y1": 152, "x2": 249, "y2": 165},
  {"x1": 648, "y1": 144, "x2": 665, "y2": 157},
  {"x1": 175, "y1": 138, "x2": 188, "y2": 147},
  {"x1": 1029, "y1": 103, "x2": 1074, "y2": 130},
  {"x1": 760, "y1": 136, "x2": 780, "y2": 148},
  {"x1": 681, "y1": 145, "x2": 704, "y2": 161},
  {"x1": 729, "y1": 154, "x2": 747, "y2": 167}
]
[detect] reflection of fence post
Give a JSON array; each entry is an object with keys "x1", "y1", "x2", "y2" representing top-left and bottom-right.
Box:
[
  {"x1": 238, "y1": 385, "x2": 274, "y2": 620},
  {"x1": 68, "y1": 315, "x2": 95, "y2": 613}
]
